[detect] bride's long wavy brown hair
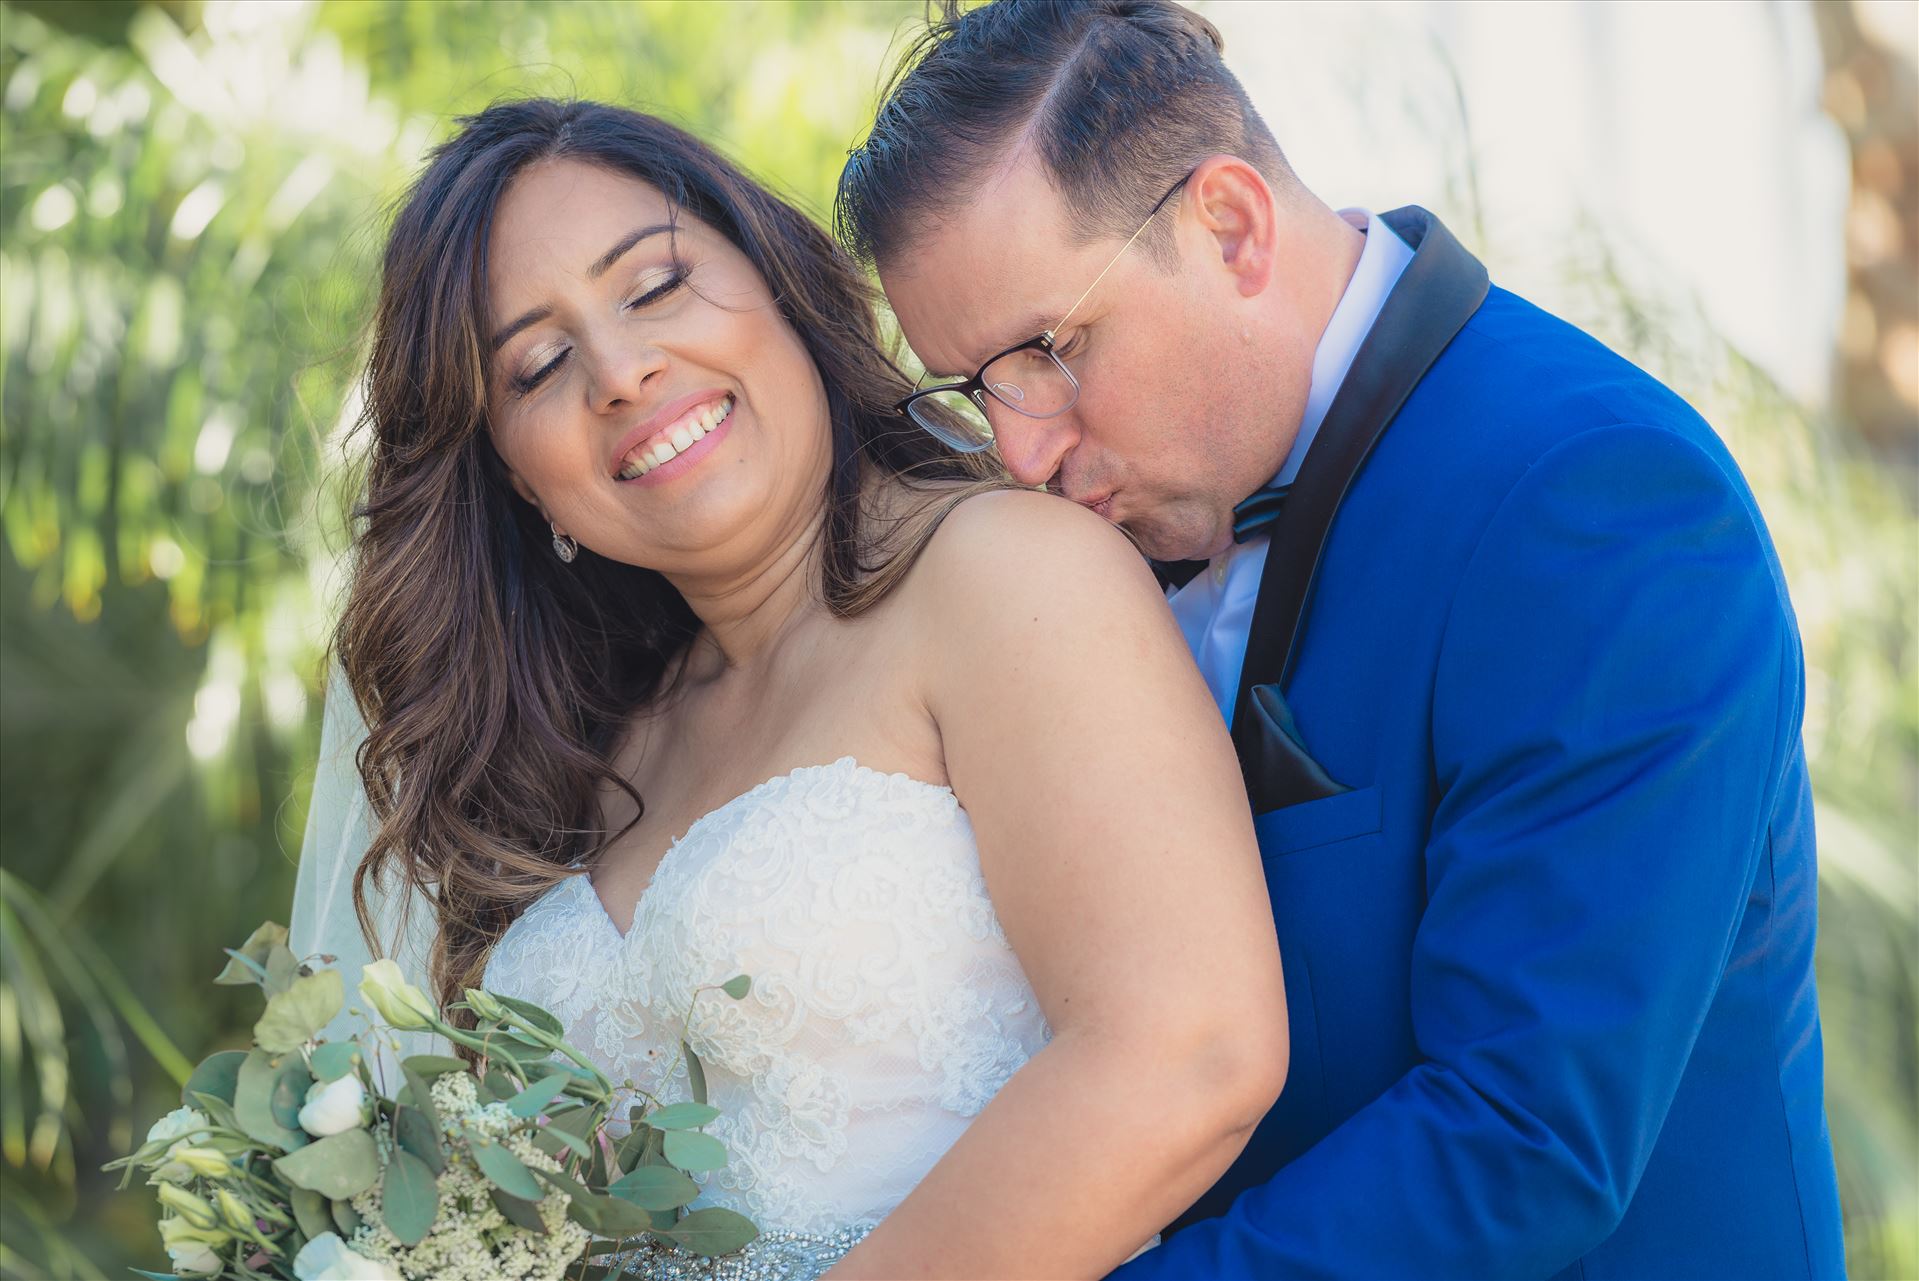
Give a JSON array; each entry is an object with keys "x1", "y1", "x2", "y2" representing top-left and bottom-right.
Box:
[{"x1": 331, "y1": 98, "x2": 998, "y2": 1034}]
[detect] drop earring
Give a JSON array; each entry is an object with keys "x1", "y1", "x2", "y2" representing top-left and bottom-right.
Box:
[{"x1": 550, "y1": 522, "x2": 578, "y2": 564}]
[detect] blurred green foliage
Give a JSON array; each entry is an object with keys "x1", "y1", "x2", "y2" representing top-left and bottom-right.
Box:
[{"x1": 0, "y1": 2, "x2": 1912, "y2": 1278}]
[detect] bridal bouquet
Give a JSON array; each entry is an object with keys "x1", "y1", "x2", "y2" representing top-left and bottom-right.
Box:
[{"x1": 107, "y1": 922, "x2": 757, "y2": 1280}]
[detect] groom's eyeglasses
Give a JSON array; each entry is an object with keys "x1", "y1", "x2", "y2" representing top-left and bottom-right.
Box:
[{"x1": 894, "y1": 169, "x2": 1195, "y2": 454}]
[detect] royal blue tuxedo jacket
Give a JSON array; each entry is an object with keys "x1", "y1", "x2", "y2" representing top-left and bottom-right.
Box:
[{"x1": 1113, "y1": 212, "x2": 1843, "y2": 1280}]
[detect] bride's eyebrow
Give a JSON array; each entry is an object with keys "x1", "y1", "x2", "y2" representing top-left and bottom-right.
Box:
[{"x1": 488, "y1": 222, "x2": 677, "y2": 353}]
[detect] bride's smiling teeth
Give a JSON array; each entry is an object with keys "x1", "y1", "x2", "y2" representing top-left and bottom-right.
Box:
[{"x1": 615, "y1": 395, "x2": 734, "y2": 480}]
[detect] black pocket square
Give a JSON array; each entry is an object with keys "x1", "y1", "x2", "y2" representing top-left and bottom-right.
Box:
[{"x1": 1243, "y1": 684, "x2": 1351, "y2": 814}]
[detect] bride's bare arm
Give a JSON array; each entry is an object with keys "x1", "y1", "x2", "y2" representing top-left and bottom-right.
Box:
[{"x1": 827, "y1": 489, "x2": 1288, "y2": 1280}]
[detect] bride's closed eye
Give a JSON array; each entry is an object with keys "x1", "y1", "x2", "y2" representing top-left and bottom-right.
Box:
[{"x1": 506, "y1": 266, "x2": 691, "y2": 398}]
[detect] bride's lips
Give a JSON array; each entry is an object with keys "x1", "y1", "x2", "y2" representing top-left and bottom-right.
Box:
[
  {"x1": 610, "y1": 389, "x2": 735, "y2": 488},
  {"x1": 626, "y1": 405, "x2": 733, "y2": 488}
]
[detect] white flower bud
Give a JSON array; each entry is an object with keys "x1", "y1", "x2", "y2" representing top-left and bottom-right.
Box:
[
  {"x1": 166, "y1": 1239, "x2": 223, "y2": 1276},
  {"x1": 357, "y1": 960, "x2": 438, "y2": 1031}
]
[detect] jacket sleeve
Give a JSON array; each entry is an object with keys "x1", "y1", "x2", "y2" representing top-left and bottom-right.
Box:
[{"x1": 1110, "y1": 422, "x2": 1803, "y2": 1279}]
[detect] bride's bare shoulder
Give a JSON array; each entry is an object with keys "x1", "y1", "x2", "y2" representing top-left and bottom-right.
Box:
[
  {"x1": 923, "y1": 486, "x2": 1150, "y2": 578},
  {"x1": 893, "y1": 485, "x2": 1165, "y2": 629}
]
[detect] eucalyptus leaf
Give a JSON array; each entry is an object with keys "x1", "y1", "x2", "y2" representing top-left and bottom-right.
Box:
[
  {"x1": 536, "y1": 1168, "x2": 605, "y2": 1232},
  {"x1": 681, "y1": 1040, "x2": 707, "y2": 1106},
  {"x1": 402, "y1": 1054, "x2": 469, "y2": 1078},
  {"x1": 613, "y1": 1123, "x2": 651, "y2": 1175},
  {"x1": 214, "y1": 922, "x2": 288, "y2": 986},
  {"x1": 661, "y1": 1129, "x2": 728, "y2": 1173},
  {"x1": 481, "y1": 1066, "x2": 520, "y2": 1103},
  {"x1": 255, "y1": 970, "x2": 344, "y2": 1053},
  {"x1": 234, "y1": 1049, "x2": 307, "y2": 1150},
  {"x1": 270, "y1": 1059, "x2": 315, "y2": 1135},
  {"x1": 331, "y1": 1197, "x2": 363, "y2": 1237},
  {"x1": 186, "y1": 1094, "x2": 240, "y2": 1132},
  {"x1": 507, "y1": 1071, "x2": 573, "y2": 1119},
  {"x1": 585, "y1": 1132, "x2": 612, "y2": 1189},
  {"x1": 394, "y1": 1105, "x2": 445, "y2": 1175},
  {"x1": 608, "y1": 1164, "x2": 699, "y2": 1212},
  {"x1": 596, "y1": 1195, "x2": 659, "y2": 1237},
  {"x1": 307, "y1": 1040, "x2": 359, "y2": 1083},
  {"x1": 288, "y1": 1186, "x2": 331, "y2": 1241},
  {"x1": 531, "y1": 1123, "x2": 592, "y2": 1162},
  {"x1": 469, "y1": 1134, "x2": 543, "y2": 1200},
  {"x1": 640, "y1": 1126, "x2": 670, "y2": 1169},
  {"x1": 490, "y1": 1188, "x2": 550, "y2": 1236},
  {"x1": 483, "y1": 1035, "x2": 557, "y2": 1069},
  {"x1": 494, "y1": 993, "x2": 566, "y2": 1039},
  {"x1": 399, "y1": 1063, "x2": 442, "y2": 1136},
  {"x1": 647, "y1": 1102, "x2": 719, "y2": 1131},
  {"x1": 383, "y1": 1148, "x2": 439, "y2": 1246},
  {"x1": 263, "y1": 944, "x2": 302, "y2": 997},
  {"x1": 272, "y1": 1129, "x2": 381, "y2": 1198},
  {"x1": 720, "y1": 975, "x2": 751, "y2": 1000},
  {"x1": 544, "y1": 1105, "x2": 600, "y2": 1142},
  {"x1": 182, "y1": 1050, "x2": 247, "y2": 1107},
  {"x1": 665, "y1": 1207, "x2": 759, "y2": 1258}
]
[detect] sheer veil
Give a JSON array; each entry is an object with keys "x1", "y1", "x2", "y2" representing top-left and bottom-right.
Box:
[{"x1": 289, "y1": 658, "x2": 450, "y2": 1082}]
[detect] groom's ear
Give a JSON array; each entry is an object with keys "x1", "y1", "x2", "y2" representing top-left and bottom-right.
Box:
[{"x1": 1185, "y1": 154, "x2": 1279, "y2": 299}]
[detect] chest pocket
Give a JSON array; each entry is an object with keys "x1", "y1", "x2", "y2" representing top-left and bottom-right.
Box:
[
  {"x1": 1248, "y1": 785, "x2": 1419, "y2": 1162},
  {"x1": 1256, "y1": 783, "x2": 1382, "y2": 855}
]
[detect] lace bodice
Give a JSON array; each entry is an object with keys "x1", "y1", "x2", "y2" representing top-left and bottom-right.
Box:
[{"x1": 481, "y1": 758, "x2": 1052, "y2": 1239}]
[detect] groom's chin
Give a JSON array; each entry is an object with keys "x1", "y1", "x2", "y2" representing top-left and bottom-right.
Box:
[{"x1": 1127, "y1": 516, "x2": 1232, "y2": 566}]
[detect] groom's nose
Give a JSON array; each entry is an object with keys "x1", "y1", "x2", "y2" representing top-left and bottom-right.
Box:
[{"x1": 990, "y1": 404, "x2": 1077, "y2": 489}]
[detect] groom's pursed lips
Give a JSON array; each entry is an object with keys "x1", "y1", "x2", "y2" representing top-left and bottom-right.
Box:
[{"x1": 1048, "y1": 468, "x2": 1115, "y2": 519}]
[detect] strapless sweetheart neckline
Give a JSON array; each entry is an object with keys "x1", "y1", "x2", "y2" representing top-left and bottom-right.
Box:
[
  {"x1": 483, "y1": 753, "x2": 1047, "y2": 1241},
  {"x1": 574, "y1": 757, "x2": 957, "y2": 941}
]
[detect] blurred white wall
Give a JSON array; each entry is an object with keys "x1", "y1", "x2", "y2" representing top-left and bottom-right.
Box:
[{"x1": 1200, "y1": 0, "x2": 1853, "y2": 404}]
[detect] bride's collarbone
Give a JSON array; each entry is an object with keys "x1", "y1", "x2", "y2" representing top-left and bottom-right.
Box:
[{"x1": 592, "y1": 662, "x2": 946, "y2": 899}]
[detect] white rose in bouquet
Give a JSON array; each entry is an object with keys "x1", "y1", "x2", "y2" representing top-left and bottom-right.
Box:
[
  {"x1": 292, "y1": 1232, "x2": 400, "y2": 1281},
  {"x1": 145, "y1": 1106, "x2": 213, "y2": 1184},
  {"x1": 297, "y1": 1074, "x2": 368, "y2": 1137}
]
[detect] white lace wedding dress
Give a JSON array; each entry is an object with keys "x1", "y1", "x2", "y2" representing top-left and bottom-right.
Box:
[{"x1": 479, "y1": 757, "x2": 1052, "y2": 1279}]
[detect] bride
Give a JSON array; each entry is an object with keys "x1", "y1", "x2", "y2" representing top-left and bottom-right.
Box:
[{"x1": 291, "y1": 98, "x2": 1285, "y2": 1280}]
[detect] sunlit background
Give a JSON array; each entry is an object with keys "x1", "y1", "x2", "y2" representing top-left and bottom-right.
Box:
[{"x1": 0, "y1": 1, "x2": 1912, "y2": 1276}]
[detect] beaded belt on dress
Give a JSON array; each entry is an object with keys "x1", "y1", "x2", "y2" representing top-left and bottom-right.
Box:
[{"x1": 599, "y1": 1225, "x2": 872, "y2": 1281}]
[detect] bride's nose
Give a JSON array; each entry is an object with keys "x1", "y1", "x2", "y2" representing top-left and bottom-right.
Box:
[{"x1": 584, "y1": 337, "x2": 666, "y2": 415}]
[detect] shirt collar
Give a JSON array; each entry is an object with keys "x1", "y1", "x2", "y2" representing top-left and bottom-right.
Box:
[{"x1": 1271, "y1": 208, "x2": 1417, "y2": 488}]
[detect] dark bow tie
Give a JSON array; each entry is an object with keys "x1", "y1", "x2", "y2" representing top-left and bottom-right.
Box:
[
  {"x1": 1153, "y1": 479, "x2": 1297, "y2": 591},
  {"x1": 1231, "y1": 480, "x2": 1293, "y2": 544}
]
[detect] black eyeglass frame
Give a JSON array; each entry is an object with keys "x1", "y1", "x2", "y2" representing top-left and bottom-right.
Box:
[
  {"x1": 891, "y1": 169, "x2": 1196, "y2": 450},
  {"x1": 893, "y1": 334, "x2": 1081, "y2": 450}
]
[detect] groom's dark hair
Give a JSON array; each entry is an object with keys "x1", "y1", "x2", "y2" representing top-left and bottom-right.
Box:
[{"x1": 836, "y1": 0, "x2": 1292, "y2": 267}]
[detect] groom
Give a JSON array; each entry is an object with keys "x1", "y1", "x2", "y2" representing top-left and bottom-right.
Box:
[{"x1": 838, "y1": 1, "x2": 1844, "y2": 1277}]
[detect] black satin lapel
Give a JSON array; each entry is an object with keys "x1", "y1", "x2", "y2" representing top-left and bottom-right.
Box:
[{"x1": 1230, "y1": 208, "x2": 1491, "y2": 786}]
